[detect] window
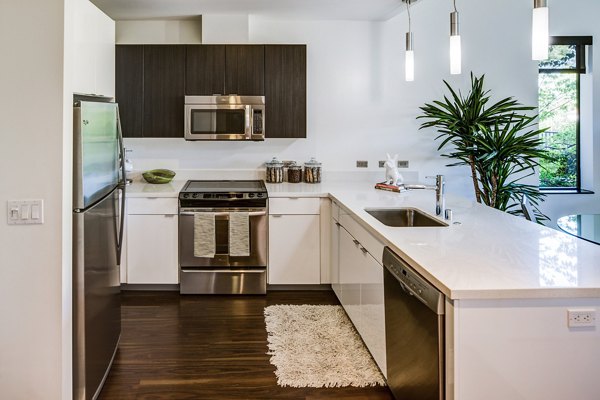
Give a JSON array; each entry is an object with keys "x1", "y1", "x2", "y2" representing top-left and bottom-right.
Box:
[{"x1": 538, "y1": 36, "x2": 592, "y2": 192}]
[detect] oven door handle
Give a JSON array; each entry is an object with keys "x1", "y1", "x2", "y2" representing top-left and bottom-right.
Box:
[
  {"x1": 179, "y1": 210, "x2": 267, "y2": 217},
  {"x1": 180, "y1": 269, "x2": 266, "y2": 273}
]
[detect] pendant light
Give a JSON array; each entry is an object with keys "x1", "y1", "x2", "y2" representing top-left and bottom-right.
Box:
[
  {"x1": 405, "y1": 0, "x2": 414, "y2": 81},
  {"x1": 532, "y1": 0, "x2": 549, "y2": 60},
  {"x1": 449, "y1": 0, "x2": 461, "y2": 75}
]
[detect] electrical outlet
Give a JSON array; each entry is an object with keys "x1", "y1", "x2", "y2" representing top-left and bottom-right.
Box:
[
  {"x1": 356, "y1": 160, "x2": 368, "y2": 168},
  {"x1": 568, "y1": 309, "x2": 596, "y2": 328},
  {"x1": 378, "y1": 161, "x2": 386, "y2": 168},
  {"x1": 397, "y1": 160, "x2": 410, "y2": 168}
]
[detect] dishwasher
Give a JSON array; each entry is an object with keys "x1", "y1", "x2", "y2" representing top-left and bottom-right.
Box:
[{"x1": 383, "y1": 247, "x2": 445, "y2": 400}]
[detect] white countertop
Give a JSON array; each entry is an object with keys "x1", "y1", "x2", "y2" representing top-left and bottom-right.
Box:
[
  {"x1": 126, "y1": 180, "x2": 186, "y2": 198},
  {"x1": 127, "y1": 178, "x2": 600, "y2": 300}
]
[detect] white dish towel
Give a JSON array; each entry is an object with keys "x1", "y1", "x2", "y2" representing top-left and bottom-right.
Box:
[
  {"x1": 194, "y1": 213, "x2": 215, "y2": 258},
  {"x1": 229, "y1": 212, "x2": 250, "y2": 257}
]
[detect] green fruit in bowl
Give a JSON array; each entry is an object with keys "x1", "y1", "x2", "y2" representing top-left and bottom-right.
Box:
[{"x1": 142, "y1": 169, "x2": 176, "y2": 184}]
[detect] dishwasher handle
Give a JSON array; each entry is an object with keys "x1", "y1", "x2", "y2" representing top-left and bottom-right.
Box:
[{"x1": 383, "y1": 247, "x2": 445, "y2": 315}]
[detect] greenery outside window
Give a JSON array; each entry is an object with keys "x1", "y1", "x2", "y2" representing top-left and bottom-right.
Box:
[{"x1": 538, "y1": 36, "x2": 592, "y2": 193}]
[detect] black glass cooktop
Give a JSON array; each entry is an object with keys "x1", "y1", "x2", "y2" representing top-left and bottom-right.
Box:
[{"x1": 181, "y1": 180, "x2": 267, "y2": 193}]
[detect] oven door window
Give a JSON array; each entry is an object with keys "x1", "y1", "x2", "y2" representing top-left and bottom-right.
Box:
[{"x1": 190, "y1": 109, "x2": 246, "y2": 134}]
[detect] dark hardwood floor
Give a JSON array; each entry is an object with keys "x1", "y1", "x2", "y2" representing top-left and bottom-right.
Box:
[{"x1": 99, "y1": 290, "x2": 393, "y2": 400}]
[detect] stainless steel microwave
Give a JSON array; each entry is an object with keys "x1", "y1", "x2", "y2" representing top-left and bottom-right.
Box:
[{"x1": 184, "y1": 95, "x2": 265, "y2": 141}]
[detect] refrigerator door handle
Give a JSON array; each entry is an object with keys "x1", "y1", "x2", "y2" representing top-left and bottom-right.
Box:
[
  {"x1": 116, "y1": 185, "x2": 126, "y2": 265},
  {"x1": 116, "y1": 106, "x2": 126, "y2": 186},
  {"x1": 116, "y1": 107, "x2": 127, "y2": 265}
]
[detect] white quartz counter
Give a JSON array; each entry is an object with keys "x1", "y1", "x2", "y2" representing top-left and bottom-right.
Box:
[
  {"x1": 126, "y1": 180, "x2": 186, "y2": 198},
  {"x1": 128, "y1": 179, "x2": 600, "y2": 300}
]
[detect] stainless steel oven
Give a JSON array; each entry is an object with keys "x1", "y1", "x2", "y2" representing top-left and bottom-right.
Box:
[
  {"x1": 178, "y1": 180, "x2": 268, "y2": 294},
  {"x1": 184, "y1": 95, "x2": 265, "y2": 141}
]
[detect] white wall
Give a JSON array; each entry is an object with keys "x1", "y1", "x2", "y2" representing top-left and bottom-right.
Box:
[
  {"x1": 0, "y1": 0, "x2": 69, "y2": 399},
  {"x1": 116, "y1": 18, "x2": 202, "y2": 44},
  {"x1": 202, "y1": 14, "x2": 249, "y2": 44}
]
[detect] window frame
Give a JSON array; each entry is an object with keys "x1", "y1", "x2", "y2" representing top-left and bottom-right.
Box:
[{"x1": 538, "y1": 36, "x2": 593, "y2": 193}]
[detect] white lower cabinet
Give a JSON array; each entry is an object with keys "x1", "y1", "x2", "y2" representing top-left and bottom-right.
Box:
[
  {"x1": 339, "y1": 227, "x2": 362, "y2": 331},
  {"x1": 359, "y1": 248, "x2": 386, "y2": 377},
  {"x1": 337, "y1": 223, "x2": 386, "y2": 377},
  {"x1": 268, "y1": 214, "x2": 321, "y2": 284},
  {"x1": 126, "y1": 213, "x2": 179, "y2": 284},
  {"x1": 330, "y1": 218, "x2": 342, "y2": 298}
]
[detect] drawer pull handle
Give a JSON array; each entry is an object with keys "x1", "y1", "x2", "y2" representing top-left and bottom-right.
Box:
[
  {"x1": 360, "y1": 246, "x2": 368, "y2": 254},
  {"x1": 352, "y1": 239, "x2": 360, "y2": 246}
]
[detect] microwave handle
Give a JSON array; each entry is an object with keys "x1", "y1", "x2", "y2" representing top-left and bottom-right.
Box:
[{"x1": 245, "y1": 105, "x2": 252, "y2": 138}]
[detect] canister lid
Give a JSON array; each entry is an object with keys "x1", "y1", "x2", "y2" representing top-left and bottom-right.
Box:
[
  {"x1": 265, "y1": 157, "x2": 283, "y2": 167},
  {"x1": 304, "y1": 157, "x2": 321, "y2": 167}
]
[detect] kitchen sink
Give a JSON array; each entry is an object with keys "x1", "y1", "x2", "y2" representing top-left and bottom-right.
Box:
[{"x1": 365, "y1": 208, "x2": 448, "y2": 227}]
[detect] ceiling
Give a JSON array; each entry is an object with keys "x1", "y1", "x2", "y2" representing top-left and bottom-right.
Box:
[{"x1": 91, "y1": 0, "x2": 407, "y2": 21}]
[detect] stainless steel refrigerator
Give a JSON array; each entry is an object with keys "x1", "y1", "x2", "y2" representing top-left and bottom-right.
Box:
[{"x1": 73, "y1": 97, "x2": 125, "y2": 400}]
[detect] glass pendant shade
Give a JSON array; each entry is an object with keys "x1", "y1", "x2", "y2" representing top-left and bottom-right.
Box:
[
  {"x1": 405, "y1": 50, "x2": 415, "y2": 81},
  {"x1": 405, "y1": 31, "x2": 414, "y2": 81},
  {"x1": 450, "y1": 35, "x2": 462, "y2": 75},
  {"x1": 532, "y1": 0, "x2": 549, "y2": 60},
  {"x1": 450, "y1": 11, "x2": 461, "y2": 75}
]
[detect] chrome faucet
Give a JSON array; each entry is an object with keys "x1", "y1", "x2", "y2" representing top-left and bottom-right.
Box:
[{"x1": 425, "y1": 175, "x2": 445, "y2": 216}]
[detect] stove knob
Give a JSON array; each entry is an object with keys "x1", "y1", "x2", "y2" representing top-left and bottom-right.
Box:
[
  {"x1": 183, "y1": 193, "x2": 189, "y2": 198},
  {"x1": 192, "y1": 193, "x2": 198, "y2": 198},
  {"x1": 257, "y1": 193, "x2": 263, "y2": 198},
  {"x1": 249, "y1": 193, "x2": 255, "y2": 198}
]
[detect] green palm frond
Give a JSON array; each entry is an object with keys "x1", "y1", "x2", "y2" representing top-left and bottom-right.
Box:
[{"x1": 418, "y1": 73, "x2": 550, "y2": 223}]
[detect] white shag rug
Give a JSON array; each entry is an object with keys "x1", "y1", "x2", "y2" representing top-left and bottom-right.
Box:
[{"x1": 264, "y1": 304, "x2": 386, "y2": 388}]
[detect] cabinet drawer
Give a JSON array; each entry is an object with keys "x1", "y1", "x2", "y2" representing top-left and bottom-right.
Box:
[
  {"x1": 127, "y1": 197, "x2": 178, "y2": 215},
  {"x1": 269, "y1": 197, "x2": 320, "y2": 215},
  {"x1": 340, "y1": 213, "x2": 385, "y2": 265}
]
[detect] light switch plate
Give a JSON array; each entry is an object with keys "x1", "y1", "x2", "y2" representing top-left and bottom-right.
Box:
[{"x1": 7, "y1": 200, "x2": 44, "y2": 225}]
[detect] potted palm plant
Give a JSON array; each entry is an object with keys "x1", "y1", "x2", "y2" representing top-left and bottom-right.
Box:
[{"x1": 418, "y1": 73, "x2": 549, "y2": 222}]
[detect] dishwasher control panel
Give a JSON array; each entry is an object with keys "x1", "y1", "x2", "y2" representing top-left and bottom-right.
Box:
[{"x1": 383, "y1": 247, "x2": 445, "y2": 315}]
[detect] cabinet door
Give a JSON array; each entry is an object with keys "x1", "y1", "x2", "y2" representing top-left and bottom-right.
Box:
[
  {"x1": 268, "y1": 214, "x2": 320, "y2": 284},
  {"x1": 339, "y1": 227, "x2": 362, "y2": 332},
  {"x1": 127, "y1": 214, "x2": 178, "y2": 284},
  {"x1": 116, "y1": 45, "x2": 144, "y2": 138},
  {"x1": 331, "y1": 218, "x2": 342, "y2": 299},
  {"x1": 225, "y1": 45, "x2": 265, "y2": 95},
  {"x1": 361, "y1": 253, "x2": 386, "y2": 377},
  {"x1": 185, "y1": 45, "x2": 226, "y2": 95},
  {"x1": 264, "y1": 45, "x2": 307, "y2": 138},
  {"x1": 94, "y1": 8, "x2": 115, "y2": 98},
  {"x1": 73, "y1": 0, "x2": 115, "y2": 97},
  {"x1": 143, "y1": 45, "x2": 185, "y2": 137}
]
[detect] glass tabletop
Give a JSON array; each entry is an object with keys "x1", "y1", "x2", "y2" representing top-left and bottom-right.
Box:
[{"x1": 557, "y1": 214, "x2": 600, "y2": 245}]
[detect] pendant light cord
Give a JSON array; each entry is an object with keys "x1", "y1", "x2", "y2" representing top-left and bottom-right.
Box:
[
  {"x1": 453, "y1": 0, "x2": 458, "y2": 13},
  {"x1": 406, "y1": 0, "x2": 412, "y2": 32}
]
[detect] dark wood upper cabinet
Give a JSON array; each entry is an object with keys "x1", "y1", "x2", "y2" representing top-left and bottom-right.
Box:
[
  {"x1": 116, "y1": 45, "x2": 144, "y2": 138},
  {"x1": 185, "y1": 45, "x2": 226, "y2": 95},
  {"x1": 265, "y1": 45, "x2": 307, "y2": 138},
  {"x1": 225, "y1": 45, "x2": 265, "y2": 96},
  {"x1": 143, "y1": 45, "x2": 185, "y2": 138},
  {"x1": 116, "y1": 44, "x2": 306, "y2": 139}
]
